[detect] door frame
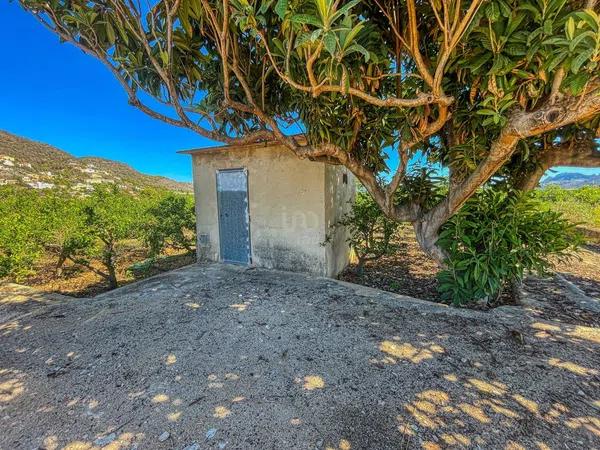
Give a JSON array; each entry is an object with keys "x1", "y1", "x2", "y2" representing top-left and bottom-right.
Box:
[{"x1": 215, "y1": 168, "x2": 252, "y2": 265}]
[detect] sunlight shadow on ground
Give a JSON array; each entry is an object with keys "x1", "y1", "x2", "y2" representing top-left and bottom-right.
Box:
[
  {"x1": 57, "y1": 431, "x2": 145, "y2": 450},
  {"x1": 0, "y1": 368, "x2": 24, "y2": 403},
  {"x1": 548, "y1": 357, "x2": 598, "y2": 376},
  {"x1": 395, "y1": 369, "x2": 600, "y2": 448},
  {"x1": 213, "y1": 405, "x2": 232, "y2": 418},
  {"x1": 151, "y1": 393, "x2": 169, "y2": 404},
  {"x1": 325, "y1": 438, "x2": 351, "y2": 450},
  {"x1": 531, "y1": 322, "x2": 600, "y2": 345},
  {"x1": 377, "y1": 339, "x2": 445, "y2": 364},
  {"x1": 165, "y1": 353, "x2": 177, "y2": 365},
  {"x1": 296, "y1": 375, "x2": 325, "y2": 391},
  {"x1": 184, "y1": 302, "x2": 201, "y2": 309},
  {"x1": 0, "y1": 320, "x2": 32, "y2": 336}
]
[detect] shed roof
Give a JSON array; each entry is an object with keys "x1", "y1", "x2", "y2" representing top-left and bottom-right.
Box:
[{"x1": 178, "y1": 135, "x2": 306, "y2": 155}]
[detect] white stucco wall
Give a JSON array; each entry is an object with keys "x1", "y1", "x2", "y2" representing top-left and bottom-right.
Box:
[{"x1": 191, "y1": 143, "x2": 345, "y2": 276}]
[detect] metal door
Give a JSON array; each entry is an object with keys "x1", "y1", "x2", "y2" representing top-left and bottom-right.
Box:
[{"x1": 216, "y1": 169, "x2": 251, "y2": 264}]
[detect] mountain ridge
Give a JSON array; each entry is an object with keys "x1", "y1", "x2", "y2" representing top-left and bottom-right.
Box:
[
  {"x1": 541, "y1": 172, "x2": 600, "y2": 188},
  {"x1": 0, "y1": 130, "x2": 192, "y2": 193}
]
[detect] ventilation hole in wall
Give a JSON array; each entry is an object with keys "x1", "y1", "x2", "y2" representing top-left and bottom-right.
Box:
[{"x1": 342, "y1": 173, "x2": 348, "y2": 184}]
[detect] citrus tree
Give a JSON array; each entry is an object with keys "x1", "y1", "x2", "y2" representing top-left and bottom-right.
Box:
[{"x1": 20, "y1": 0, "x2": 600, "y2": 264}]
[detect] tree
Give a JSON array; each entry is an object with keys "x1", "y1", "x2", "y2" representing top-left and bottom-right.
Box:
[
  {"x1": 328, "y1": 189, "x2": 400, "y2": 273},
  {"x1": 144, "y1": 193, "x2": 196, "y2": 256},
  {"x1": 37, "y1": 190, "x2": 91, "y2": 276},
  {"x1": 68, "y1": 186, "x2": 144, "y2": 288},
  {"x1": 19, "y1": 0, "x2": 600, "y2": 265},
  {"x1": 0, "y1": 187, "x2": 47, "y2": 280}
]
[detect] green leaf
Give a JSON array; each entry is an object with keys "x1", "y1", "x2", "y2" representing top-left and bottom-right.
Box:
[
  {"x1": 345, "y1": 43, "x2": 369, "y2": 61},
  {"x1": 258, "y1": 0, "x2": 274, "y2": 14},
  {"x1": 569, "y1": 30, "x2": 595, "y2": 51},
  {"x1": 485, "y1": 2, "x2": 500, "y2": 21},
  {"x1": 159, "y1": 50, "x2": 169, "y2": 66},
  {"x1": 106, "y1": 21, "x2": 116, "y2": 45},
  {"x1": 570, "y1": 48, "x2": 593, "y2": 73},
  {"x1": 574, "y1": 11, "x2": 599, "y2": 32},
  {"x1": 290, "y1": 14, "x2": 322, "y2": 27},
  {"x1": 565, "y1": 16, "x2": 576, "y2": 40},
  {"x1": 274, "y1": 0, "x2": 288, "y2": 19},
  {"x1": 332, "y1": 0, "x2": 361, "y2": 20},
  {"x1": 323, "y1": 32, "x2": 336, "y2": 55}
]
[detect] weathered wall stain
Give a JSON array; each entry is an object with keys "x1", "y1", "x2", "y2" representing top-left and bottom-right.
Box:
[{"x1": 186, "y1": 143, "x2": 355, "y2": 277}]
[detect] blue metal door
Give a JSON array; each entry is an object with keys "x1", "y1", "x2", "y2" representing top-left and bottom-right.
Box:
[{"x1": 216, "y1": 169, "x2": 251, "y2": 264}]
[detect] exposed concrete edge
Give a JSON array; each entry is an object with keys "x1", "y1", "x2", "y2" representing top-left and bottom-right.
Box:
[
  {"x1": 0, "y1": 282, "x2": 75, "y2": 303},
  {"x1": 86, "y1": 263, "x2": 538, "y2": 326},
  {"x1": 92, "y1": 262, "x2": 209, "y2": 299},
  {"x1": 555, "y1": 273, "x2": 600, "y2": 313},
  {"x1": 178, "y1": 135, "x2": 307, "y2": 155},
  {"x1": 328, "y1": 276, "x2": 526, "y2": 324}
]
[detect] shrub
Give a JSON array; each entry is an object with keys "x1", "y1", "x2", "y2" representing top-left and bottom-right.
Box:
[
  {"x1": 37, "y1": 190, "x2": 90, "y2": 276},
  {"x1": 76, "y1": 185, "x2": 146, "y2": 288},
  {"x1": 0, "y1": 187, "x2": 48, "y2": 280},
  {"x1": 143, "y1": 193, "x2": 196, "y2": 256},
  {"x1": 331, "y1": 189, "x2": 400, "y2": 273},
  {"x1": 437, "y1": 188, "x2": 582, "y2": 305},
  {"x1": 534, "y1": 185, "x2": 600, "y2": 230}
]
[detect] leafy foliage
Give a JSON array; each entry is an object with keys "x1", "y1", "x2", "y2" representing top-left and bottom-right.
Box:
[
  {"x1": 144, "y1": 193, "x2": 196, "y2": 256},
  {"x1": 329, "y1": 189, "x2": 400, "y2": 272},
  {"x1": 535, "y1": 184, "x2": 600, "y2": 229},
  {"x1": 437, "y1": 187, "x2": 582, "y2": 305},
  {"x1": 0, "y1": 185, "x2": 196, "y2": 288},
  {"x1": 18, "y1": 0, "x2": 599, "y2": 184},
  {"x1": 0, "y1": 187, "x2": 48, "y2": 280},
  {"x1": 71, "y1": 186, "x2": 147, "y2": 288}
]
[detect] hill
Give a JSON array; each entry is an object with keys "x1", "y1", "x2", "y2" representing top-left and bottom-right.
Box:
[
  {"x1": 0, "y1": 130, "x2": 192, "y2": 193},
  {"x1": 541, "y1": 172, "x2": 600, "y2": 188}
]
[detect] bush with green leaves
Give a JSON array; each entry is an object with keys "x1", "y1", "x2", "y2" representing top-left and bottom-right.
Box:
[
  {"x1": 330, "y1": 189, "x2": 400, "y2": 273},
  {"x1": 72, "y1": 186, "x2": 147, "y2": 288},
  {"x1": 0, "y1": 187, "x2": 48, "y2": 280},
  {"x1": 437, "y1": 188, "x2": 582, "y2": 305},
  {"x1": 143, "y1": 193, "x2": 196, "y2": 257},
  {"x1": 534, "y1": 184, "x2": 600, "y2": 229},
  {"x1": 0, "y1": 185, "x2": 196, "y2": 287},
  {"x1": 36, "y1": 190, "x2": 91, "y2": 276}
]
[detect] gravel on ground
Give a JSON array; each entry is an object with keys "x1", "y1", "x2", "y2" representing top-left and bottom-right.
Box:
[{"x1": 1, "y1": 263, "x2": 599, "y2": 450}]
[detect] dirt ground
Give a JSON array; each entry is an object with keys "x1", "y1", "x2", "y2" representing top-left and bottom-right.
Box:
[
  {"x1": 340, "y1": 225, "x2": 600, "y2": 307},
  {"x1": 1, "y1": 263, "x2": 599, "y2": 450},
  {"x1": 22, "y1": 249, "x2": 195, "y2": 297}
]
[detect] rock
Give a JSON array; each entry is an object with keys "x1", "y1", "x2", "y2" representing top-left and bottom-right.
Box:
[
  {"x1": 158, "y1": 431, "x2": 170, "y2": 442},
  {"x1": 206, "y1": 428, "x2": 217, "y2": 440},
  {"x1": 94, "y1": 433, "x2": 116, "y2": 446}
]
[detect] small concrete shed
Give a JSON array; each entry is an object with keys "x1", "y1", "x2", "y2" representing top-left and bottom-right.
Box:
[{"x1": 180, "y1": 141, "x2": 355, "y2": 277}]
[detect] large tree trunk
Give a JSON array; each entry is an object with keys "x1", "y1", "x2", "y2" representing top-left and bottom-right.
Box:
[
  {"x1": 408, "y1": 92, "x2": 600, "y2": 265},
  {"x1": 412, "y1": 220, "x2": 448, "y2": 266}
]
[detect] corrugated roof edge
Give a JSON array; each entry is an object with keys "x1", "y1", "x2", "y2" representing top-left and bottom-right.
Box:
[{"x1": 177, "y1": 135, "x2": 307, "y2": 155}]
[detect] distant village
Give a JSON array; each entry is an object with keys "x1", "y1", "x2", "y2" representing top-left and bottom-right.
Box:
[{"x1": 0, "y1": 153, "x2": 126, "y2": 192}]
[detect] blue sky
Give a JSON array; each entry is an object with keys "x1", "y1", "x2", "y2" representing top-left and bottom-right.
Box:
[
  {"x1": 1, "y1": 2, "x2": 597, "y2": 183},
  {"x1": 1, "y1": 2, "x2": 210, "y2": 182}
]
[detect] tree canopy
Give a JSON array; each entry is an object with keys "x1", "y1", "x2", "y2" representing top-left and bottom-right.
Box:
[{"x1": 20, "y1": 0, "x2": 600, "y2": 261}]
